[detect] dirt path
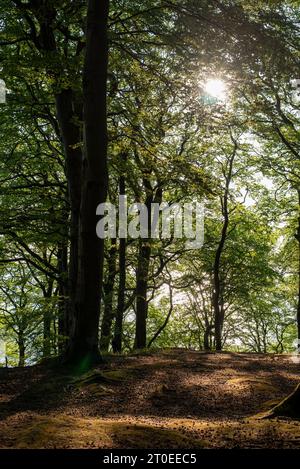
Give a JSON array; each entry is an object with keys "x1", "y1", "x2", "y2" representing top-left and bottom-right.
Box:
[{"x1": 1, "y1": 350, "x2": 300, "y2": 448}]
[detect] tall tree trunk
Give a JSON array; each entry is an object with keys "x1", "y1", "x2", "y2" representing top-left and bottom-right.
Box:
[
  {"x1": 135, "y1": 186, "x2": 162, "y2": 349},
  {"x1": 55, "y1": 90, "x2": 82, "y2": 338},
  {"x1": 213, "y1": 141, "x2": 237, "y2": 351},
  {"x1": 18, "y1": 332, "x2": 25, "y2": 367},
  {"x1": 204, "y1": 322, "x2": 212, "y2": 351},
  {"x1": 213, "y1": 144, "x2": 236, "y2": 351},
  {"x1": 100, "y1": 240, "x2": 117, "y2": 351},
  {"x1": 266, "y1": 196, "x2": 300, "y2": 419},
  {"x1": 112, "y1": 156, "x2": 127, "y2": 353},
  {"x1": 113, "y1": 237, "x2": 126, "y2": 353},
  {"x1": 57, "y1": 241, "x2": 69, "y2": 353},
  {"x1": 66, "y1": 0, "x2": 109, "y2": 365},
  {"x1": 134, "y1": 184, "x2": 153, "y2": 349},
  {"x1": 213, "y1": 210, "x2": 229, "y2": 351},
  {"x1": 135, "y1": 241, "x2": 151, "y2": 349},
  {"x1": 42, "y1": 280, "x2": 54, "y2": 358},
  {"x1": 43, "y1": 310, "x2": 51, "y2": 358},
  {"x1": 296, "y1": 189, "x2": 300, "y2": 352}
]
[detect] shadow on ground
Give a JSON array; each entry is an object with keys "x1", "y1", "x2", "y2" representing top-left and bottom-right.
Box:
[{"x1": 0, "y1": 349, "x2": 300, "y2": 448}]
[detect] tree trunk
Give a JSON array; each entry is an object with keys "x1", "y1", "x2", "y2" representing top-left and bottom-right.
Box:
[
  {"x1": 43, "y1": 309, "x2": 51, "y2": 358},
  {"x1": 213, "y1": 144, "x2": 236, "y2": 351},
  {"x1": 112, "y1": 237, "x2": 126, "y2": 353},
  {"x1": 55, "y1": 89, "x2": 82, "y2": 337},
  {"x1": 296, "y1": 190, "x2": 300, "y2": 352},
  {"x1": 100, "y1": 240, "x2": 117, "y2": 351},
  {"x1": 134, "y1": 186, "x2": 162, "y2": 349},
  {"x1": 213, "y1": 216, "x2": 228, "y2": 351},
  {"x1": 266, "y1": 383, "x2": 300, "y2": 419},
  {"x1": 42, "y1": 280, "x2": 54, "y2": 358},
  {"x1": 112, "y1": 156, "x2": 127, "y2": 353},
  {"x1": 135, "y1": 241, "x2": 151, "y2": 349},
  {"x1": 66, "y1": 0, "x2": 109, "y2": 366},
  {"x1": 134, "y1": 185, "x2": 152, "y2": 350},
  {"x1": 57, "y1": 241, "x2": 69, "y2": 353},
  {"x1": 18, "y1": 333, "x2": 25, "y2": 367},
  {"x1": 204, "y1": 323, "x2": 212, "y2": 351}
]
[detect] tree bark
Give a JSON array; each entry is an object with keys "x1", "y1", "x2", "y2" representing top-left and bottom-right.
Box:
[
  {"x1": 43, "y1": 310, "x2": 51, "y2": 358},
  {"x1": 296, "y1": 189, "x2": 300, "y2": 352},
  {"x1": 42, "y1": 279, "x2": 54, "y2": 358},
  {"x1": 55, "y1": 90, "x2": 82, "y2": 335},
  {"x1": 100, "y1": 240, "x2": 117, "y2": 351},
  {"x1": 135, "y1": 241, "x2": 151, "y2": 349},
  {"x1": 112, "y1": 236, "x2": 126, "y2": 352},
  {"x1": 18, "y1": 332, "x2": 25, "y2": 367},
  {"x1": 265, "y1": 383, "x2": 300, "y2": 419},
  {"x1": 112, "y1": 156, "x2": 127, "y2": 353},
  {"x1": 57, "y1": 241, "x2": 69, "y2": 353},
  {"x1": 134, "y1": 186, "x2": 162, "y2": 349},
  {"x1": 66, "y1": 0, "x2": 109, "y2": 366},
  {"x1": 204, "y1": 322, "x2": 213, "y2": 351}
]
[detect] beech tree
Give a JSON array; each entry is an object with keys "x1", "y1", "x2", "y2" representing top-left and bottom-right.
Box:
[{"x1": 0, "y1": 0, "x2": 299, "y2": 370}]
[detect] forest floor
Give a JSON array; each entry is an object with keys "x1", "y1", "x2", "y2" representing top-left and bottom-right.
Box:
[{"x1": 0, "y1": 349, "x2": 300, "y2": 449}]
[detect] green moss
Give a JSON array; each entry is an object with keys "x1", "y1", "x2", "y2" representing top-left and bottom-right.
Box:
[
  {"x1": 1, "y1": 415, "x2": 205, "y2": 449},
  {"x1": 71, "y1": 368, "x2": 131, "y2": 396},
  {"x1": 101, "y1": 369, "x2": 129, "y2": 381},
  {"x1": 226, "y1": 377, "x2": 276, "y2": 392},
  {"x1": 10, "y1": 415, "x2": 112, "y2": 448},
  {"x1": 83, "y1": 383, "x2": 115, "y2": 397},
  {"x1": 112, "y1": 424, "x2": 205, "y2": 449},
  {"x1": 260, "y1": 399, "x2": 280, "y2": 411}
]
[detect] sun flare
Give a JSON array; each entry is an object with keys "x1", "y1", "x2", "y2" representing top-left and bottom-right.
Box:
[{"x1": 203, "y1": 78, "x2": 227, "y2": 100}]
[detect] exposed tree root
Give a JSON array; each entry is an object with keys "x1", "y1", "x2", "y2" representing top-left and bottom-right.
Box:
[{"x1": 263, "y1": 383, "x2": 300, "y2": 419}]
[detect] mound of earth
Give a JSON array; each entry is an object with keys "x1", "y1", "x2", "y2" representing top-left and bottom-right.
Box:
[{"x1": 0, "y1": 349, "x2": 299, "y2": 448}]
